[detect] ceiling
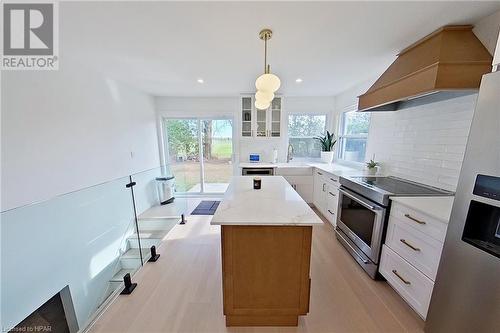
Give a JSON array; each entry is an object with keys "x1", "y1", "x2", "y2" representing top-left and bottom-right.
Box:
[{"x1": 61, "y1": 1, "x2": 500, "y2": 97}]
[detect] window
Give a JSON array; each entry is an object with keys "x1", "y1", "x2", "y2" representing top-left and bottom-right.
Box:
[
  {"x1": 288, "y1": 114, "x2": 327, "y2": 159},
  {"x1": 338, "y1": 109, "x2": 370, "y2": 163}
]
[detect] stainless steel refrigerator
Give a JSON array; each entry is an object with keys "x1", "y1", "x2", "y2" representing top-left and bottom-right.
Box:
[{"x1": 425, "y1": 70, "x2": 500, "y2": 331}]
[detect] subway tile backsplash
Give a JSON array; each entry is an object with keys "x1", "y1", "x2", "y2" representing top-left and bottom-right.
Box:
[{"x1": 365, "y1": 94, "x2": 477, "y2": 191}]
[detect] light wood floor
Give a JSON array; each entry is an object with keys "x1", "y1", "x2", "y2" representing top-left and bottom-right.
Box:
[{"x1": 90, "y1": 208, "x2": 425, "y2": 333}]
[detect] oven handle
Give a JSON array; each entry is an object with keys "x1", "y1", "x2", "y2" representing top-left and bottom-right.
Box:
[
  {"x1": 339, "y1": 232, "x2": 370, "y2": 264},
  {"x1": 338, "y1": 188, "x2": 382, "y2": 212}
]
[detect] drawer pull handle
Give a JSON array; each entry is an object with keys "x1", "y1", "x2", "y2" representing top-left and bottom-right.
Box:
[
  {"x1": 328, "y1": 191, "x2": 336, "y2": 197},
  {"x1": 400, "y1": 239, "x2": 421, "y2": 251},
  {"x1": 317, "y1": 172, "x2": 323, "y2": 175},
  {"x1": 330, "y1": 178, "x2": 338, "y2": 182},
  {"x1": 328, "y1": 209, "x2": 334, "y2": 215},
  {"x1": 392, "y1": 269, "x2": 411, "y2": 285},
  {"x1": 404, "y1": 213, "x2": 426, "y2": 225}
]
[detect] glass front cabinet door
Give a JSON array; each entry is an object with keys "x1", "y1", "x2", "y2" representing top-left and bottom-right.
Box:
[
  {"x1": 241, "y1": 97, "x2": 252, "y2": 137},
  {"x1": 240, "y1": 96, "x2": 281, "y2": 138}
]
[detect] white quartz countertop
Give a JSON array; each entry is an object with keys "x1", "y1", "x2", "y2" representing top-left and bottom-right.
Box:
[
  {"x1": 390, "y1": 196, "x2": 455, "y2": 223},
  {"x1": 239, "y1": 162, "x2": 373, "y2": 177},
  {"x1": 210, "y1": 176, "x2": 323, "y2": 226}
]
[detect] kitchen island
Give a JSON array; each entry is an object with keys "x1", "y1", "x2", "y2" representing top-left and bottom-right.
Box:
[{"x1": 211, "y1": 176, "x2": 323, "y2": 326}]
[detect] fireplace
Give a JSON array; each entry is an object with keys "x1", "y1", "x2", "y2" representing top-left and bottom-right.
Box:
[{"x1": 10, "y1": 286, "x2": 78, "y2": 333}]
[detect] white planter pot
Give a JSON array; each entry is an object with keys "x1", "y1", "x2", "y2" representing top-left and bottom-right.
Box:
[
  {"x1": 366, "y1": 166, "x2": 379, "y2": 175},
  {"x1": 321, "y1": 151, "x2": 334, "y2": 164}
]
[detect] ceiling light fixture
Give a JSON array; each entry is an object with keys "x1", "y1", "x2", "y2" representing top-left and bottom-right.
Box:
[
  {"x1": 197, "y1": 78, "x2": 204, "y2": 84},
  {"x1": 295, "y1": 78, "x2": 303, "y2": 83},
  {"x1": 254, "y1": 29, "x2": 280, "y2": 110}
]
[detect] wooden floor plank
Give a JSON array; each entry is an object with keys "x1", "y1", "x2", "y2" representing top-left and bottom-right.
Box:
[{"x1": 90, "y1": 208, "x2": 424, "y2": 333}]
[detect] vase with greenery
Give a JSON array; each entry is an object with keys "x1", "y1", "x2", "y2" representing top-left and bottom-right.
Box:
[
  {"x1": 314, "y1": 131, "x2": 337, "y2": 164},
  {"x1": 365, "y1": 155, "x2": 380, "y2": 175}
]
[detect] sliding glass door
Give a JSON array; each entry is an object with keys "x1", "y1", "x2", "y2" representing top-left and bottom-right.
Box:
[{"x1": 164, "y1": 118, "x2": 233, "y2": 194}]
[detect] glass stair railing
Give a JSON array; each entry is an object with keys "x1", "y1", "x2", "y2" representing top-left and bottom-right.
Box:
[{"x1": 1, "y1": 165, "x2": 187, "y2": 333}]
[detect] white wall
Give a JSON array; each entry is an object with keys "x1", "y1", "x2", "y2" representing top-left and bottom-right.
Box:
[
  {"x1": 1, "y1": 56, "x2": 161, "y2": 330},
  {"x1": 155, "y1": 96, "x2": 335, "y2": 165},
  {"x1": 473, "y1": 10, "x2": 500, "y2": 55},
  {"x1": 365, "y1": 94, "x2": 477, "y2": 191},
  {"x1": 333, "y1": 76, "x2": 478, "y2": 192},
  {"x1": 1, "y1": 59, "x2": 160, "y2": 211}
]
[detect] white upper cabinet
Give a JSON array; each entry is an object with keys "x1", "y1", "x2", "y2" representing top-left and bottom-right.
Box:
[{"x1": 240, "y1": 96, "x2": 281, "y2": 138}]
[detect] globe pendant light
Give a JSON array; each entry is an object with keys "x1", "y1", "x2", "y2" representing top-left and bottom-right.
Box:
[
  {"x1": 255, "y1": 90, "x2": 274, "y2": 103},
  {"x1": 255, "y1": 29, "x2": 281, "y2": 96},
  {"x1": 255, "y1": 99, "x2": 270, "y2": 110}
]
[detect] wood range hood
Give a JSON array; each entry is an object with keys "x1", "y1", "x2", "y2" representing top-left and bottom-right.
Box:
[{"x1": 358, "y1": 25, "x2": 493, "y2": 112}]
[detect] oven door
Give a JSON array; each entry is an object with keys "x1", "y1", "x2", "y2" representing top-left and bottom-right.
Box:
[{"x1": 337, "y1": 187, "x2": 386, "y2": 263}]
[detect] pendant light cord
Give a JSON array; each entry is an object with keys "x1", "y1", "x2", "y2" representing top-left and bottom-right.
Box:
[{"x1": 264, "y1": 36, "x2": 268, "y2": 74}]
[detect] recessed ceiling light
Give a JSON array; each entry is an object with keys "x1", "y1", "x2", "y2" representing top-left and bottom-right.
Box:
[
  {"x1": 197, "y1": 78, "x2": 204, "y2": 84},
  {"x1": 295, "y1": 78, "x2": 303, "y2": 83}
]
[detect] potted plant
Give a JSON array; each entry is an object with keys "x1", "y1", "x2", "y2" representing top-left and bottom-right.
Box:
[
  {"x1": 365, "y1": 155, "x2": 380, "y2": 175},
  {"x1": 314, "y1": 131, "x2": 337, "y2": 164}
]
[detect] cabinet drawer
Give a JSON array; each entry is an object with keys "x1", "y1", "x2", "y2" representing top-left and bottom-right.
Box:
[
  {"x1": 380, "y1": 245, "x2": 434, "y2": 319},
  {"x1": 386, "y1": 217, "x2": 443, "y2": 280},
  {"x1": 325, "y1": 173, "x2": 340, "y2": 189},
  {"x1": 390, "y1": 202, "x2": 448, "y2": 242}
]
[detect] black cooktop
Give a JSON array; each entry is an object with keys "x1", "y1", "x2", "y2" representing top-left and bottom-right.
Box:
[
  {"x1": 340, "y1": 176, "x2": 454, "y2": 206},
  {"x1": 354, "y1": 176, "x2": 451, "y2": 195}
]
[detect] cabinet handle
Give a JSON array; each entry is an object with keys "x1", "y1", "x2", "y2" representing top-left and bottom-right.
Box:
[
  {"x1": 317, "y1": 172, "x2": 323, "y2": 175},
  {"x1": 328, "y1": 191, "x2": 336, "y2": 197},
  {"x1": 404, "y1": 214, "x2": 426, "y2": 225},
  {"x1": 392, "y1": 269, "x2": 411, "y2": 285},
  {"x1": 322, "y1": 183, "x2": 326, "y2": 192},
  {"x1": 330, "y1": 178, "x2": 338, "y2": 182},
  {"x1": 328, "y1": 209, "x2": 334, "y2": 215},
  {"x1": 400, "y1": 239, "x2": 420, "y2": 251}
]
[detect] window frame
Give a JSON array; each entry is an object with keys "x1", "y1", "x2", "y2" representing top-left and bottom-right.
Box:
[
  {"x1": 337, "y1": 105, "x2": 370, "y2": 166},
  {"x1": 287, "y1": 112, "x2": 329, "y2": 161}
]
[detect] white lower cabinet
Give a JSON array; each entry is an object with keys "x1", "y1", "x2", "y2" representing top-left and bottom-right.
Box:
[
  {"x1": 313, "y1": 169, "x2": 340, "y2": 226},
  {"x1": 380, "y1": 201, "x2": 449, "y2": 320},
  {"x1": 283, "y1": 175, "x2": 313, "y2": 203},
  {"x1": 380, "y1": 245, "x2": 434, "y2": 319}
]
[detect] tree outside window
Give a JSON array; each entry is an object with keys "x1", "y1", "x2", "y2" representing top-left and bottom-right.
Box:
[
  {"x1": 288, "y1": 114, "x2": 327, "y2": 159},
  {"x1": 338, "y1": 110, "x2": 370, "y2": 163}
]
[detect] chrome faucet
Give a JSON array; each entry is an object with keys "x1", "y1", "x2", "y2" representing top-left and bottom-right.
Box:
[{"x1": 287, "y1": 143, "x2": 294, "y2": 163}]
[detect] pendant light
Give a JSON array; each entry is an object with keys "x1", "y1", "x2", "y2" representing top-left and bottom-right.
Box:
[{"x1": 255, "y1": 29, "x2": 280, "y2": 110}]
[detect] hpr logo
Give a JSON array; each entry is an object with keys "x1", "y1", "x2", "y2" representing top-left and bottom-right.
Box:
[{"x1": 2, "y1": 2, "x2": 58, "y2": 70}]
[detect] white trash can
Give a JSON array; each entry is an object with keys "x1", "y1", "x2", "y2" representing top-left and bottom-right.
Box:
[{"x1": 156, "y1": 176, "x2": 175, "y2": 205}]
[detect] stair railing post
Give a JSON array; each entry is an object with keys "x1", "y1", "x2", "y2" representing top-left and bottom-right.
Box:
[{"x1": 126, "y1": 176, "x2": 143, "y2": 266}]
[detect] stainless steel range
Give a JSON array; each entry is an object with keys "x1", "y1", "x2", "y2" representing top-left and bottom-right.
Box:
[{"x1": 336, "y1": 176, "x2": 453, "y2": 278}]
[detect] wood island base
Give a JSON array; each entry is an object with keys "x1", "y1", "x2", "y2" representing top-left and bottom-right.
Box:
[{"x1": 221, "y1": 225, "x2": 313, "y2": 327}]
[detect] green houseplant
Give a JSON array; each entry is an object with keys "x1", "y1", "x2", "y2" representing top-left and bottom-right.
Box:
[
  {"x1": 314, "y1": 131, "x2": 337, "y2": 163},
  {"x1": 365, "y1": 155, "x2": 380, "y2": 175}
]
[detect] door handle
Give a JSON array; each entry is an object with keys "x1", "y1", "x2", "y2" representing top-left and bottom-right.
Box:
[
  {"x1": 392, "y1": 270, "x2": 411, "y2": 285},
  {"x1": 330, "y1": 178, "x2": 338, "y2": 182},
  {"x1": 400, "y1": 239, "x2": 421, "y2": 251},
  {"x1": 322, "y1": 183, "x2": 325, "y2": 192},
  {"x1": 328, "y1": 209, "x2": 334, "y2": 215},
  {"x1": 404, "y1": 214, "x2": 426, "y2": 225},
  {"x1": 328, "y1": 191, "x2": 336, "y2": 197}
]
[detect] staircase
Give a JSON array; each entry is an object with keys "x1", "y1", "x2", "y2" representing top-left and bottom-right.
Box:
[{"x1": 97, "y1": 215, "x2": 181, "y2": 309}]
